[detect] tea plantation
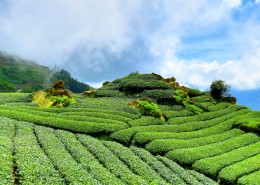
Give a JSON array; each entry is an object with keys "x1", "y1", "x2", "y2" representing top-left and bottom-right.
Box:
[{"x1": 0, "y1": 81, "x2": 259, "y2": 184}]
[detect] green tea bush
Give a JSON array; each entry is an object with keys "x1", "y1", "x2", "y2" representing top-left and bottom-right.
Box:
[
  {"x1": 187, "y1": 170, "x2": 217, "y2": 185},
  {"x1": 168, "y1": 105, "x2": 246, "y2": 125},
  {"x1": 219, "y1": 154, "x2": 260, "y2": 185},
  {"x1": 77, "y1": 134, "x2": 149, "y2": 184},
  {"x1": 95, "y1": 90, "x2": 124, "y2": 97},
  {"x1": 118, "y1": 79, "x2": 172, "y2": 93},
  {"x1": 130, "y1": 146, "x2": 186, "y2": 185},
  {"x1": 55, "y1": 130, "x2": 123, "y2": 184},
  {"x1": 0, "y1": 108, "x2": 126, "y2": 134},
  {"x1": 238, "y1": 170, "x2": 260, "y2": 185},
  {"x1": 193, "y1": 142, "x2": 260, "y2": 178},
  {"x1": 187, "y1": 88, "x2": 203, "y2": 97},
  {"x1": 0, "y1": 93, "x2": 32, "y2": 103},
  {"x1": 165, "y1": 133, "x2": 260, "y2": 165},
  {"x1": 0, "y1": 117, "x2": 15, "y2": 185},
  {"x1": 163, "y1": 110, "x2": 194, "y2": 119},
  {"x1": 103, "y1": 141, "x2": 167, "y2": 184},
  {"x1": 159, "y1": 105, "x2": 184, "y2": 111},
  {"x1": 207, "y1": 102, "x2": 231, "y2": 111},
  {"x1": 111, "y1": 109, "x2": 251, "y2": 144},
  {"x1": 156, "y1": 156, "x2": 202, "y2": 185},
  {"x1": 130, "y1": 100, "x2": 165, "y2": 121},
  {"x1": 128, "y1": 116, "x2": 165, "y2": 127},
  {"x1": 192, "y1": 95, "x2": 215, "y2": 103},
  {"x1": 140, "y1": 89, "x2": 174, "y2": 102},
  {"x1": 34, "y1": 126, "x2": 99, "y2": 184},
  {"x1": 15, "y1": 123, "x2": 65, "y2": 185},
  {"x1": 146, "y1": 129, "x2": 244, "y2": 154},
  {"x1": 133, "y1": 118, "x2": 243, "y2": 145}
]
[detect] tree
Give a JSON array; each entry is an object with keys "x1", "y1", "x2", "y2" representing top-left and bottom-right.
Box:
[{"x1": 210, "y1": 80, "x2": 231, "y2": 99}]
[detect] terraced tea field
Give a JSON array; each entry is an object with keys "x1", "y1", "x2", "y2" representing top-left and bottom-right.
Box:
[{"x1": 0, "y1": 93, "x2": 259, "y2": 184}]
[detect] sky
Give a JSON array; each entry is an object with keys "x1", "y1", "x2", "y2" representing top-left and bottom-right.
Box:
[{"x1": 0, "y1": 0, "x2": 259, "y2": 109}]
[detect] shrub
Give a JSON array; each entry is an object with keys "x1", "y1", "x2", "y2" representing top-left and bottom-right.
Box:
[
  {"x1": 102, "y1": 141, "x2": 167, "y2": 184},
  {"x1": 165, "y1": 133, "x2": 260, "y2": 165},
  {"x1": 193, "y1": 141, "x2": 260, "y2": 178},
  {"x1": 129, "y1": 99, "x2": 165, "y2": 121},
  {"x1": 128, "y1": 116, "x2": 165, "y2": 127},
  {"x1": 77, "y1": 134, "x2": 149, "y2": 184},
  {"x1": 187, "y1": 88, "x2": 203, "y2": 97},
  {"x1": 55, "y1": 130, "x2": 123, "y2": 184},
  {"x1": 15, "y1": 122, "x2": 64, "y2": 185},
  {"x1": 219, "y1": 154, "x2": 260, "y2": 185},
  {"x1": 145, "y1": 129, "x2": 244, "y2": 155},
  {"x1": 130, "y1": 146, "x2": 186, "y2": 185},
  {"x1": 238, "y1": 170, "x2": 260, "y2": 185},
  {"x1": 34, "y1": 126, "x2": 99, "y2": 184},
  {"x1": 210, "y1": 80, "x2": 230, "y2": 99}
]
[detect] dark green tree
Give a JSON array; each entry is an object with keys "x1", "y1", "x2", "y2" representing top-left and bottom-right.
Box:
[{"x1": 210, "y1": 80, "x2": 231, "y2": 99}]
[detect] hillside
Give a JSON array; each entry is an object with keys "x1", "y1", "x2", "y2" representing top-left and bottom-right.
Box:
[
  {"x1": 0, "y1": 73, "x2": 259, "y2": 185},
  {"x1": 0, "y1": 51, "x2": 92, "y2": 93}
]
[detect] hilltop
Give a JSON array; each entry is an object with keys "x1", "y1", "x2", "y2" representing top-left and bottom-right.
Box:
[{"x1": 0, "y1": 51, "x2": 92, "y2": 93}]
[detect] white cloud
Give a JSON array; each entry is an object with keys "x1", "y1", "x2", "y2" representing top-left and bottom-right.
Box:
[
  {"x1": 157, "y1": 46, "x2": 260, "y2": 90},
  {"x1": 0, "y1": 0, "x2": 143, "y2": 65},
  {"x1": 0, "y1": 0, "x2": 259, "y2": 91}
]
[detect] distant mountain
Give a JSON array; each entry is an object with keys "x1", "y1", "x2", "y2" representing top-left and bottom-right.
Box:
[{"x1": 0, "y1": 51, "x2": 92, "y2": 93}]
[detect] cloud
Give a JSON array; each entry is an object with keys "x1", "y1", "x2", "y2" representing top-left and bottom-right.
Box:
[{"x1": 0, "y1": 0, "x2": 259, "y2": 91}]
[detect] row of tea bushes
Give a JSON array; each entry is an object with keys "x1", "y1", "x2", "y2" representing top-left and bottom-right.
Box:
[
  {"x1": 55, "y1": 130, "x2": 124, "y2": 185},
  {"x1": 167, "y1": 105, "x2": 247, "y2": 124},
  {"x1": 0, "y1": 117, "x2": 15, "y2": 185},
  {"x1": 15, "y1": 122, "x2": 64, "y2": 184},
  {"x1": 165, "y1": 133, "x2": 260, "y2": 165},
  {"x1": 156, "y1": 156, "x2": 217, "y2": 185},
  {"x1": 77, "y1": 134, "x2": 150, "y2": 184},
  {"x1": 0, "y1": 108, "x2": 127, "y2": 134},
  {"x1": 111, "y1": 108, "x2": 251, "y2": 144},
  {"x1": 103, "y1": 141, "x2": 168, "y2": 184},
  {"x1": 193, "y1": 141, "x2": 260, "y2": 178},
  {"x1": 219, "y1": 154, "x2": 260, "y2": 184},
  {"x1": 146, "y1": 129, "x2": 244, "y2": 154},
  {"x1": 34, "y1": 126, "x2": 100, "y2": 184},
  {"x1": 132, "y1": 119, "x2": 242, "y2": 145}
]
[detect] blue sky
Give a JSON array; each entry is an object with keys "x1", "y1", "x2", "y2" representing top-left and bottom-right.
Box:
[{"x1": 0, "y1": 0, "x2": 259, "y2": 110}]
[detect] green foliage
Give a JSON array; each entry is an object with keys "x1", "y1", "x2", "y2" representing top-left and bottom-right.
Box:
[
  {"x1": 163, "y1": 110, "x2": 194, "y2": 119},
  {"x1": 234, "y1": 118, "x2": 260, "y2": 134},
  {"x1": 165, "y1": 133, "x2": 260, "y2": 165},
  {"x1": 219, "y1": 154, "x2": 260, "y2": 185},
  {"x1": 187, "y1": 88, "x2": 203, "y2": 97},
  {"x1": 140, "y1": 89, "x2": 175, "y2": 102},
  {"x1": 15, "y1": 122, "x2": 64, "y2": 184},
  {"x1": 55, "y1": 130, "x2": 123, "y2": 184},
  {"x1": 193, "y1": 142, "x2": 260, "y2": 178},
  {"x1": 130, "y1": 146, "x2": 187, "y2": 185},
  {"x1": 103, "y1": 141, "x2": 167, "y2": 184},
  {"x1": 146, "y1": 129, "x2": 244, "y2": 155},
  {"x1": 0, "y1": 117, "x2": 15, "y2": 185},
  {"x1": 51, "y1": 69, "x2": 92, "y2": 93},
  {"x1": 210, "y1": 80, "x2": 231, "y2": 99},
  {"x1": 111, "y1": 108, "x2": 250, "y2": 144},
  {"x1": 173, "y1": 89, "x2": 191, "y2": 106},
  {"x1": 33, "y1": 80, "x2": 76, "y2": 107},
  {"x1": 238, "y1": 170, "x2": 260, "y2": 185},
  {"x1": 77, "y1": 134, "x2": 149, "y2": 184},
  {"x1": 0, "y1": 79, "x2": 16, "y2": 92},
  {"x1": 128, "y1": 116, "x2": 165, "y2": 127},
  {"x1": 173, "y1": 88, "x2": 203, "y2": 114},
  {"x1": 156, "y1": 156, "x2": 209, "y2": 185},
  {"x1": 135, "y1": 100, "x2": 164, "y2": 120},
  {"x1": 34, "y1": 126, "x2": 99, "y2": 184},
  {"x1": 0, "y1": 53, "x2": 91, "y2": 93}
]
